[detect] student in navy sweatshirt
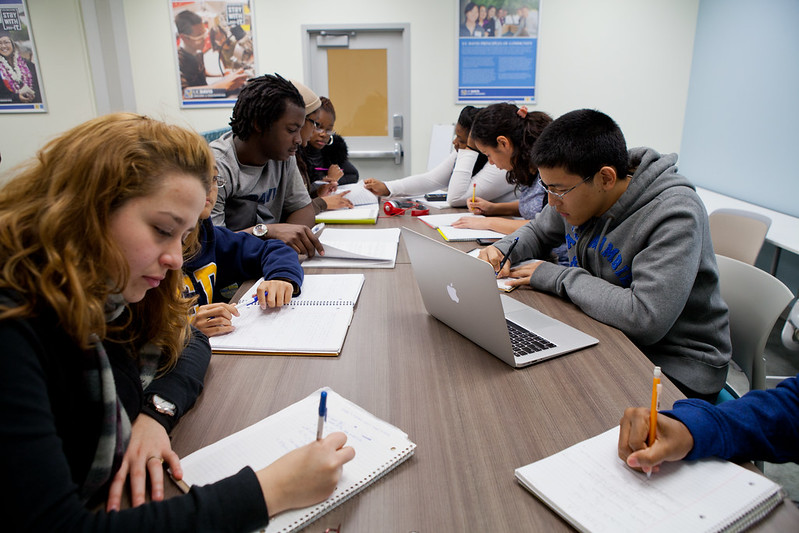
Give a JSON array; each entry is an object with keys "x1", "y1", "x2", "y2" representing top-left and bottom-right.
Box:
[
  {"x1": 183, "y1": 171, "x2": 304, "y2": 337},
  {"x1": 618, "y1": 374, "x2": 799, "y2": 475}
]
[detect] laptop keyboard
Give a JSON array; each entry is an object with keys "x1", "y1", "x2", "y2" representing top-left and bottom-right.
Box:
[{"x1": 506, "y1": 319, "x2": 557, "y2": 358}]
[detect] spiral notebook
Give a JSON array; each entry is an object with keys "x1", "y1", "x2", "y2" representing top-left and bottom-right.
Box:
[
  {"x1": 173, "y1": 388, "x2": 416, "y2": 533},
  {"x1": 515, "y1": 427, "x2": 785, "y2": 533},
  {"x1": 209, "y1": 274, "x2": 365, "y2": 356}
]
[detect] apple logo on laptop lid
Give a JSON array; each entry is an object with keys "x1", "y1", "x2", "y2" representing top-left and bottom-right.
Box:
[{"x1": 447, "y1": 283, "x2": 459, "y2": 303}]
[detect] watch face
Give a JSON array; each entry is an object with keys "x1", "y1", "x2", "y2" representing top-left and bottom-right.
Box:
[
  {"x1": 253, "y1": 224, "x2": 268, "y2": 237},
  {"x1": 152, "y1": 394, "x2": 176, "y2": 416}
]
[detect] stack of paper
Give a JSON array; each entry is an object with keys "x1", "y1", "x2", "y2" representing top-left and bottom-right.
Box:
[
  {"x1": 417, "y1": 213, "x2": 504, "y2": 242},
  {"x1": 303, "y1": 228, "x2": 401, "y2": 268}
]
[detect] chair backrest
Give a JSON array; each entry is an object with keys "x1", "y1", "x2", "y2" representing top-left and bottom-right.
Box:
[
  {"x1": 715, "y1": 254, "x2": 793, "y2": 392},
  {"x1": 709, "y1": 208, "x2": 771, "y2": 265},
  {"x1": 200, "y1": 127, "x2": 232, "y2": 144}
]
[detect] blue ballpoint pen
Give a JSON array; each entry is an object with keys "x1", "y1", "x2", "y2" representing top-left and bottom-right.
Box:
[
  {"x1": 236, "y1": 295, "x2": 259, "y2": 309},
  {"x1": 316, "y1": 391, "x2": 327, "y2": 440},
  {"x1": 496, "y1": 237, "x2": 519, "y2": 277}
]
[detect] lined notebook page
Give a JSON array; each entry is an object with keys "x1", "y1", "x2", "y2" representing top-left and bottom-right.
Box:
[
  {"x1": 211, "y1": 305, "x2": 353, "y2": 353},
  {"x1": 315, "y1": 205, "x2": 379, "y2": 223},
  {"x1": 436, "y1": 226, "x2": 505, "y2": 242},
  {"x1": 515, "y1": 427, "x2": 783, "y2": 533},
  {"x1": 210, "y1": 274, "x2": 365, "y2": 354},
  {"x1": 238, "y1": 274, "x2": 366, "y2": 306},
  {"x1": 336, "y1": 183, "x2": 379, "y2": 205},
  {"x1": 417, "y1": 212, "x2": 482, "y2": 228},
  {"x1": 177, "y1": 389, "x2": 416, "y2": 533}
]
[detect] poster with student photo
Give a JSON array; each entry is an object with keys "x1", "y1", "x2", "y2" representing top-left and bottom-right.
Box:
[
  {"x1": 456, "y1": 0, "x2": 540, "y2": 103},
  {"x1": 0, "y1": 0, "x2": 46, "y2": 113},
  {"x1": 170, "y1": 1, "x2": 257, "y2": 108}
]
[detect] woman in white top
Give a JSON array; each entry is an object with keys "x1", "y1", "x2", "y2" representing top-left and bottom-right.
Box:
[{"x1": 363, "y1": 106, "x2": 515, "y2": 207}]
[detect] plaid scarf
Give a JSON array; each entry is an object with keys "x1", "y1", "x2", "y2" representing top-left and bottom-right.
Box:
[
  {"x1": 79, "y1": 332, "x2": 132, "y2": 503},
  {"x1": 78, "y1": 295, "x2": 163, "y2": 502}
]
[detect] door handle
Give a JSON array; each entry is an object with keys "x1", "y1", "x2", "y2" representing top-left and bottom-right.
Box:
[
  {"x1": 349, "y1": 150, "x2": 395, "y2": 159},
  {"x1": 348, "y1": 144, "x2": 403, "y2": 164}
]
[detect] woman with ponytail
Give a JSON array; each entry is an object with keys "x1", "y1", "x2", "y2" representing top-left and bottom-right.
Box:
[
  {"x1": 363, "y1": 106, "x2": 515, "y2": 207},
  {"x1": 452, "y1": 103, "x2": 568, "y2": 264}
]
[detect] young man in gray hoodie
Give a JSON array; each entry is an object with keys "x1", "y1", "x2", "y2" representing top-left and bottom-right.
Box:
[{"x1": 479, "y1": 109, "x2": 731, "y2": 401}]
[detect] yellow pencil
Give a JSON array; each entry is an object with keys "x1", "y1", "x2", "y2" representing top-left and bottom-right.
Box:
[
  {"x1": 646, "y1": 366, "x2": 661, "y2": 478},
  {"x1": 472, "y1": 183, "x2": 476, "y2": 207},
  {"x1": 648, "y1": 366, "x2": 661, "y2": 446}
]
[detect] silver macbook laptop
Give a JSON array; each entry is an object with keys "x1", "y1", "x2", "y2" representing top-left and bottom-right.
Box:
[{"x1": 402, "y1": 228, "x2": 598, "y2": 368}]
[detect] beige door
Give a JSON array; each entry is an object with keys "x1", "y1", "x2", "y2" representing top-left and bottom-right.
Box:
[{"x1": 303, "y1": 24, "x2": 410, "y2": 181}]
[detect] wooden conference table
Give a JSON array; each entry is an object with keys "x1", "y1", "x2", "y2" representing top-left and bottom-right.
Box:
[{"x1": 166, "y1": 211, "x2": 798, "y2": 531}]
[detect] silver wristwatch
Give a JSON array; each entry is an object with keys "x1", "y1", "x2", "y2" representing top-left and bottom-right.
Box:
[
  {"x1": 253, "y1": 223, "x2": 268, "y2": 237},
  {"x1": 150, "y1": 394, "x2": 176, "y2": 417}
]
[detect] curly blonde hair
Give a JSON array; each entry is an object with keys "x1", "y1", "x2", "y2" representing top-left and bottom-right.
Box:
[{"x1": 0, "y1": 113, "x2": 214, "y2": 366}]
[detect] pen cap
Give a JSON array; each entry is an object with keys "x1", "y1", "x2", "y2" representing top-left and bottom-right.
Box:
[{"x1": 318, "y1": 390, "x2": 327, "y2": 416}]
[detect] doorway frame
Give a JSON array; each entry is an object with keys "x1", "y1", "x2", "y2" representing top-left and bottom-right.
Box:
[{"x1": 301, "y1": 23, "x2": 412, "y2": 177}]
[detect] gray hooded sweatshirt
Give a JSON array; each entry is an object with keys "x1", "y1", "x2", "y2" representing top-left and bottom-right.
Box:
[{"x1": 494, "y1": 147, "x2": 731, "y2": 395}]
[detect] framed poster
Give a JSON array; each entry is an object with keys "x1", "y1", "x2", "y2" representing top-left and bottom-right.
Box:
[
  {"x1": 170, "y1": 1, "x2": 257, "y2": 108},
  {"x1": 0, "y1": 0, "x2": 45, "y2": 113},
  {"x1": 456, "y1": 0, "x2": 540, "y2": 103}
]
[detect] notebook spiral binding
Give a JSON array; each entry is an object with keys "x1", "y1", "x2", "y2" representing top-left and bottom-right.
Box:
[{"x1": 274, "y1": 443, "x2": 417, "y2": 533}]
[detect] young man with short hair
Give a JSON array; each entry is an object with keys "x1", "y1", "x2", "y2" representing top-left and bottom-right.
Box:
[
  {"x1": 479, "y1": 109, "x2": 731, "y2": 401},
  {"x1": 211, "y1": 74, "x2": 323, "y2": 257}
]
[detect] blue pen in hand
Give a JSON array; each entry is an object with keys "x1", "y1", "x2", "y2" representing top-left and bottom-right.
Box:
[
  {"x1": 236, "y1": 295, "x2": 259, "y2": 309},
  {"x1": 316, "y1": 390, "x2": 327, "y2": 440},
  {"x1": 496, "y1": 237, "x2": 519, "y2": 277}
]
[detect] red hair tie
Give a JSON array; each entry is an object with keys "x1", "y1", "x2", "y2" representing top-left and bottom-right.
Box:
[{"x1": 517, "y1": 106, "x2": 529, "y2": 118}]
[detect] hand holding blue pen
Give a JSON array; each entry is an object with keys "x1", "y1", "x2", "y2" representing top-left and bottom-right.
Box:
[
  {"x1": 496, "y1": 237, "x2": 519, "y2": 277},
  {"x1": 316, "y1": 391, "x2": 327, "y2": 440},
  {"x1": 236, "y1": 295, "x2": 259, "y2": 309}
]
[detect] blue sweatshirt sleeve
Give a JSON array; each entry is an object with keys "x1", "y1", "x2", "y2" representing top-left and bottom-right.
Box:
[
  {"x1": 212, "y1": 226, "x2": 304, "y2": 295},
  {"x1": 664, "y1": 374, "x2": 799, "y2": 463}
]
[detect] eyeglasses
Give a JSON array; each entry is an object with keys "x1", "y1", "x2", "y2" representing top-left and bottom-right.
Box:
[
  {"x1": 182, "y1": 30, "x2": 209, "y2": 42},
  {"x1": 537, "y1": 173, "x2": 594, "y2": 200},
  {"x1": 212, "y1": 175, "x2": 226, "y2": 188},
  {"x1": 306, "y1": 117, "x2": 335, "y2": 136}
]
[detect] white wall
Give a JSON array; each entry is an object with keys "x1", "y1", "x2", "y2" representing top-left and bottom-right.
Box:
[
  {"x1": 680, "y1": 0, "x2": 799, "y2": 218},
  {"x1": 0, "y1": 0, "x2": 96, "y2": 179},
  {"x1": 2, "y1": 0, "x2": 698, "y2": 182}
]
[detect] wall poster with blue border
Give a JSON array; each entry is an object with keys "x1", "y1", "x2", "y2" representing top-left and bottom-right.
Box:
[
  {"x1": 456, "y1": 0, "x2": 540, "y2": 104},
  {"x1": 170, "y1": 1, "x2": 257, "y2": 108},
  {"x1": 0, "y1": 0, "x2": 46, "y2": 113}
]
